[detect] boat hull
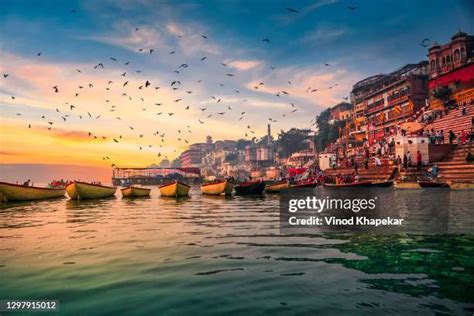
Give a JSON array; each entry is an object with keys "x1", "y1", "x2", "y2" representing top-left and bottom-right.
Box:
[
  {"x1": 418, "y1": 181, "x2": 450, "y2": 188},
  {"x1": 159, "y1": 182, "x2": 190, "y2": 197},
  {"x1": 121, "y1": 186, "x2": 151, "y2": 197},
  {"x1": 201, "y1": 181, "x2": 233, "y2": 195},
  {"x1": 0, "y1": 182, "x2": 66, "y2": 201},
  {"x1": 394, "y1": 182, "x2": 421, "y2": 189},
  {"x1": 67, "y1": 182, "x2": 117, "y2": 200},
  {"x1": 371, "y1": 180, "x2": 394, "y2": 187},
  {"x1": 291, "y1": 181, "x2": 318, "y2": 188},
  {"x1": 449, "y1": 181, "x2": 474, "y2": 190},
  {"x1": 323, "y1": 181, "x2": 372, "y2": 188},
  {"x1": 265, "y1": 181, "x2": 290, "y2": 193},
  {"x1": 234, "y1": 181, "x2": 266, "y2": 195}
]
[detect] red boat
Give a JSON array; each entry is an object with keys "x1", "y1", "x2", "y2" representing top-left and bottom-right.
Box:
[
  {"x1": 323, "y1": 181, "x2": 373, "y2": 188},
  {"x1": 234, "y1": 180, "x2": 266, "y2": 195},
  {"x1": 418, "y1": 180, "x2": 450, "y2": 188}
]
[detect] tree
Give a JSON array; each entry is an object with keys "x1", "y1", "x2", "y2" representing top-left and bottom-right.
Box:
[
  {"x1": 159, "y1": 159, "x2": 171, "y2": 168},
  {"x1": 171, "y1": 158, "x2": 181, "y2": 168},
  {"x1": 314, "y1": 108, "x2": 345, "y2": 151},
  {"x1": 433, "y1": 86, "x2": 452, "y2": 106},
  {"x1": 257, "y1": 135, "x2": 274, "y2": 145},
  {"x1": 236, "y1": 138, "x2": 252, "y2": 150},
  {"x1": 225, "y1": 152, "x2": 238, "y2": 162},
  {"x1": 277, "y1": 128, "x2": 309, "y2": 158}
]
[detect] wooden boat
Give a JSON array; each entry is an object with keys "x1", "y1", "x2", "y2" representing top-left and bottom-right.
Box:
[
  {"x1": 0, "y1": 181, "x2": 66, "y2": 201},
  {"x1": 323, "y1": 181, "x2": 372, "y2": 188},
  {"x1": 418, "y1": 180, "x2": 450, "y2": 188},
  {"x1": 201, "y1": 180, "x2": 234, "y2": 195},
  {"x1": 394, "y1": 181, "x2": 421, "y2": 189},
  {"x1": 234, "y1": 180, "x2": 266, "y2": 195},
  {"x1": 159, "y1": 181, "x2": 190, "y2": 197},
  {"x1": 291, "y1": 179, "x2": 318, "y2": 188},
  {"x1": 370, "y1": 180, "x2": 394, "y2": 187},
  {"x1": 448, "y1": 180, "x2": 474, "y2": 190},
  {"x1": 66, "y1": 181, "x2": 117, "y2": 200},
  {"x1": 121, "y1": 186, "x2": 151, "y2": 197},
  {"x1": 265, "y1": 180, "x2": 290, "y2": 193}
]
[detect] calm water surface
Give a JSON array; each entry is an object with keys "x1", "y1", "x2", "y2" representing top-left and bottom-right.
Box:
[{"x1": 1, "y1": 187, "x2": 473, "y2": 315}]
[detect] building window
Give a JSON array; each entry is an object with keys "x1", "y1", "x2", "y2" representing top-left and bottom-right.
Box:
[
  {"x1": 442, "y1": 57, "x2": 445, "y2": 66},
  {"x1": 430, "y1": 60, "x2": 436, "y2": 70},
  {"x1": 454, "y1": 49, "x2": 460, "y2": 61},
  {"x1": 446, "y1": 55, "x2": 451, "y2": 64}
]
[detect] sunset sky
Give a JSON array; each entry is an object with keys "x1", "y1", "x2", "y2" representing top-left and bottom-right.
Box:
[{"x1": 1, "y1": 0, "x2": 473, "y2": 182}]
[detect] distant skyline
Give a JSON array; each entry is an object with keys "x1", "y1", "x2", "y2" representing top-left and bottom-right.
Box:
[{"x1": 1, "y1": 0, "x2": 473, "y2": 181}]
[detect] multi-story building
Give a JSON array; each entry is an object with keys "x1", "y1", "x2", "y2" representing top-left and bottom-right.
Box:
[
  {"x1": 428, "y1": 30, "x2": 474, "y2": 108},
  {"x1": 179, "y1": 143, "x2": 208, "y2": 168},
  {"x1": 349, "y1": 62, "x2": 429, "y2": 144},
  {"x1": 329, "y1": 102, "x2": 353, "y2": 123}
]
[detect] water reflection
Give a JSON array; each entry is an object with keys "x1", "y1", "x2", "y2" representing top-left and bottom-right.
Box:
[{"x1": 0, "y1": 186, "x2": 472, "y2": 314}]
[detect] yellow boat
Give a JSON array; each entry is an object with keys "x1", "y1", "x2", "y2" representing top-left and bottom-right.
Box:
[
  {"x1": 201, "y1": 180, "x2": 234, "y2": 195},
  {"x1": 67, "y1": 181, "x2": 117, "y2": 200},
  {"x1": 0, "y1": 181, "x2": 66, "y2": 201},
  {"x1": 121, "y1": 186, "x2": 151, "y2": 197},
  {"x1": 265, "y1": 180, "x2": 290, "y2": 193},
  {"x1": 394, "y1": 181, "x2": 421, "y2": 189},
  {"x1": 159, "y1": 181, "x2": 190, "y2": 197},
  {"x1": 448, "y1": 180, "x2": 474, "y2": 190}
]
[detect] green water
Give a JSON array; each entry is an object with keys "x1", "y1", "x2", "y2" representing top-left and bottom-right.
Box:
[{"x1": 0, "y1": 187, "x2": 473, "y2": 315}]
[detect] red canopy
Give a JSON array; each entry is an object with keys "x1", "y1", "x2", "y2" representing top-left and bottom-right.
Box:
[{"x1": 288, "y1": 167, "x2": 307, "y2": 176}]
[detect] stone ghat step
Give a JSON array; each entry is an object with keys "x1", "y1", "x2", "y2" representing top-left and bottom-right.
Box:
[
  {"x1": 436, "y1": 159, "x2": 469, "y2": 167},
  {"x1": 445, "y1": 153, "x2": 473, "y2": 158},
  {"x1": 427, "y1": 118, "x2": 473, "y2": 128},
  {"x1": 439, "y1": 157, "x2": 473, "y2": 162},
  {"x1": 426, "y1": 110, "x2": 472, "y2": 122},
  {"x1": 440, "y1": 170, "x2": 474, "y2": 178},
  {"x1": 427, "y1": 113, "x2": 472, "y2": 124},
  {"x1": 438, "y1": 165, "x2": 474, "y2": 171},
  {"x1": 439, "y1": 174, "x2": 474, "y2": 180},
  {"x1": 449, "y1": 149, "x2": 474, "y2": 155}
]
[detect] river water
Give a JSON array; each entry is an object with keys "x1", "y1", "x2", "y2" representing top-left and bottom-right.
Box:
[{"x1": 1, "y1": 187, "x2": 473, "y2": 315}]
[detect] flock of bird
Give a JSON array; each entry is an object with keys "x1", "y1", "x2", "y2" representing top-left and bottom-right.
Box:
[{"x1": 3, "y1": 5, "x2": 367, "y2": 168}]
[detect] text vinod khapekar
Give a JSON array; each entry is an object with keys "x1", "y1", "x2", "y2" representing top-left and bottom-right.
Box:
[{"x1": 286, "y1": 196, "x2": 404, "y2": 227}]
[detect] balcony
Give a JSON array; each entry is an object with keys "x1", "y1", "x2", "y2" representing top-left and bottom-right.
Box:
[
  {"x1": 366, "y1": 104, "x2": 384, "y2": 114},
  {"x1": 387, "y1": 94, "x2": 408, "y2": 106}
]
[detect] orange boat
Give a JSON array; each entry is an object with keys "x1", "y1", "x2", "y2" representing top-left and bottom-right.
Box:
[
  {"x1": 121, "y1": 186, "x2": 151, "y2": 197},
  {"x1": 159, "y1": 181, "x2": 190, "y2": 197},
  {"x1": 66, "y1": 181, "x2": 117, "y2": 200},
  {"x1": 201, "y1": 180, "x2": 234, "y2": 195},
  {"x1": 0, "y1": 182, "x2": 66, "y2": 202}
]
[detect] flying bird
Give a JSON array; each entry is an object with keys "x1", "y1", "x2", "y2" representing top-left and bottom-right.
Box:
[{"x1": 420, "y1": 38, "x2": 431, "y2": 47}]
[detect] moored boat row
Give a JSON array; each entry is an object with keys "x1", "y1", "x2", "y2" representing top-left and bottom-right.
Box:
[{"x1": 1, "y1": 178, "x2": 472, "y2": 202}]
